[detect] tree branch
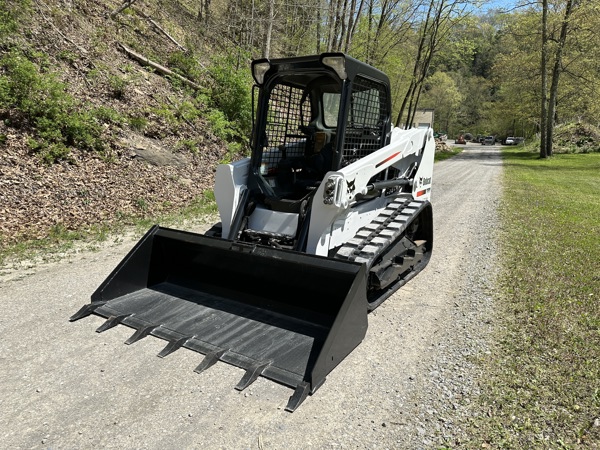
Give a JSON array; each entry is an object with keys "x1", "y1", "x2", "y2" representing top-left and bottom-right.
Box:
[
  {"x1": 117, "y1": 42, "x2": 203, "y2": 91},
  {"x1": 135, "y1": 8, "x2": 188, "y2": 52},
  {"x1": 110, "y1": 0, "x2": 138, "y2": 19}
]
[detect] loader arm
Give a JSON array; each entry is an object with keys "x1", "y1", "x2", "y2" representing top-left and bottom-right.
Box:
[{"x1": 307, "y1": 127, "x2": 434, "y2": 255}]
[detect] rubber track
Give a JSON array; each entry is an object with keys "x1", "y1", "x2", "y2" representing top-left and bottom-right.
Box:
[{"x1": 334, "y1": 197, "x2": 429, "y2": 268}]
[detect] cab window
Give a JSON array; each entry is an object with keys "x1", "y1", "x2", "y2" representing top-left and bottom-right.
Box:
[{"x1": 322, "y1": 92, "x2": 340, "y2": 128}]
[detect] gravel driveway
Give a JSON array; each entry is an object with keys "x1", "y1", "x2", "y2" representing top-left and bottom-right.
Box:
[{"x1": 0, "y1": 144, "x2": 502, "y2": 449}]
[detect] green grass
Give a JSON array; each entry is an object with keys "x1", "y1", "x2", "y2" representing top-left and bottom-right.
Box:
[
  {"x1": 435, "y1": 147, "x2": 463, "y2": 162},
  {"x1": 466, "y1": 147, "x2": 600, "y2": 447}
]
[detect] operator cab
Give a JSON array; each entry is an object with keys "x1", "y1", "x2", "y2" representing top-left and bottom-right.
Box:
[
  {"x1": 242, "y1": 54, "x2": 392, "y2": 247},
  {"x1": 249, "y1": 54, "x2": 392, "y2": 214},
  {"x1": 253, "y1": 72, "x2": 341, "y2": 210}
]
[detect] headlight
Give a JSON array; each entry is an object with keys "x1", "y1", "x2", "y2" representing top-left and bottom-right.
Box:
[
  {"x1": 252, "y1": 61, "x2": 270, "y2": 85},
  {"x1": 321, "y1": 54, "x2": 347, "y2": 80},
  {"x1": 323, "y1": 174, "x2": 345, "y2": 207}
]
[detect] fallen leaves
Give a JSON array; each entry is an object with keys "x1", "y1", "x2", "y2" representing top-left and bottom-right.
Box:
[{"x1": 0, "y1": 129, "x2": 223, "y2": 246}]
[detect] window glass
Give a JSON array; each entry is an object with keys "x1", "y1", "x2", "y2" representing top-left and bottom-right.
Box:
[{"x1": 322, "y1": 92, "x2": 340, "y2": 128}]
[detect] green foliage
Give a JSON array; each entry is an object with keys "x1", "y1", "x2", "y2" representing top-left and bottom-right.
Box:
[
  {"x1": 57, "y1": 50, "x2": 78, "y2": 65},
  {"x1": 205, "y1": 108, "x2": 236, "y2": 142},
  {"x1": 205, "y1": 52, "x2": 253, "y2": 139},
  {"x1": 0, "y1": 0, "x2": 31, "y2": 41},
  {"x1": 93, "y1": 106, "x2": 124, "y2": 124},
  {"x1": 167, "y1": 51, "x2": 203, "y2": 82},
  {"x1": 150, "y1": 103, "x2": 178, "y2": 126},
  {"x1": 420, "y1": 72, "x2": 463, "y2": 133},
  {"x1": 173, "y1": 99, "x2": 200, "y2": 123},
  {"x1": 0, "y1": 50, "x2": 107, "y2": 163},
  {"x1": 107, "y1": 74, "x2": 128, "y2": 99},
  {"x1": 491, "y1": 3, "x2": 600, "y2": 137},
  {"x1": 552, "y1": 122, "x2": 600, "y2": 154},
  {"x1": 176, "y1": 138, "x2": 200, "y2": 153},
  {"x1": 128, "y1": 115, "x2": 148, "y2": 131},
  {"x1": 142, "y1": 97, "x2": 202, "y2": 136},
  {"x1": 135, "y1": 197, "x2": 148, "y2": 211},
  {"x1": 467, "y1": 147, "x2": 600, "y2": 447}
]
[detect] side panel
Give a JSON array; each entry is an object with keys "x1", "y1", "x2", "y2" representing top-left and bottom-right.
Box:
[
  {"x1": 326, "y1": 196, "x2": 388, "y2": 250},
  {"x1": 409, "y1": 128, "x2": 434, "y2": 201},
  {"x1": 215, "y1": 158, "x2": 251, "y2": 238}
]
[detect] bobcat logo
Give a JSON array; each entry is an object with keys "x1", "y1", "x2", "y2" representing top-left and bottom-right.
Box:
[
  {"x1": 346, "y1": 179, "x2": 356, "y2": 194},
  {"x1": 419, "y1": 176, "x2": 432, "y2": 187}
]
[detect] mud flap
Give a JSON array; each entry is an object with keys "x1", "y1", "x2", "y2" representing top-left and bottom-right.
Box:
[{"x1": 71, "y1": 226, "x2": 368, "y2": 412}]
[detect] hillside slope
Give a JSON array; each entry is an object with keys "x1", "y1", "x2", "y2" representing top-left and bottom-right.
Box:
[{"x1": 0, "y1": 0, "x2": 230, "y2": 247}]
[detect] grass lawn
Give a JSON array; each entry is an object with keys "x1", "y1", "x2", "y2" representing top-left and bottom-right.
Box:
[{"x1": 467, "y1": 148, "x2": 600, "y2": 447}]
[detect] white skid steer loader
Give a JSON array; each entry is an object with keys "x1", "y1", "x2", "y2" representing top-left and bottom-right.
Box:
[{"x1": 71, "y1": 53, "x2": 435, "y2": 412}]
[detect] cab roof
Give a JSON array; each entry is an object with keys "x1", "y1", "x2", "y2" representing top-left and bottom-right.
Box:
[{"x1": 251, "y1": 53, "x2": 391, "y2": 89}]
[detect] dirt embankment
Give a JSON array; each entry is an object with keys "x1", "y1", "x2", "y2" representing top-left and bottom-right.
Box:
[
  {"x1": 0, "y1": 127, "x2": 222, "y2": 244},
  {"x1": 0, "y1": 0, "x2": 228, "y2": 247}
]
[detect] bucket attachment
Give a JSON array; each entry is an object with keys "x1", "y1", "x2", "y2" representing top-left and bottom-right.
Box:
[{"x1": 71, "y1": 226, "x2": 368, "y2": 411}]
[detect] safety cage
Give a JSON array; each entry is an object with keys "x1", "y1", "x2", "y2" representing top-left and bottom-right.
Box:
[{"x1": 250, "y1": 54, "x2": 392, "y2": 204}]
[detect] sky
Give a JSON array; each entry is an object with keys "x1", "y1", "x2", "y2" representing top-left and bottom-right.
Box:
[{"x1": 480, "y1": 0, "x2": 522, "y2": 13}]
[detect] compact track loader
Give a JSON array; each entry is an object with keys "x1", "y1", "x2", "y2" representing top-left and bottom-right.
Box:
[{"x1": 71, "y1": 53, "x2": 434, "y2": 412}]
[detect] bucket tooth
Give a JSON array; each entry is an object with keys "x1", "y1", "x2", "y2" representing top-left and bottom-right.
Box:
[
  {"x1": 157, "y1": 336, "x2": 193, "y2": 358},
  {"x1": 285, "y1": 381, "x2": 311, "y2": 412},
  {"x1": 235, "y1": 361, "x2": 271, "y2": 391},
  {"x1": 193, "y1": 348, "x2": 228, "y2": 374},
  {"x1": 95, "y1": 314, "x2": 131, "y2": 333},
  {"x1": 124, "y1": 325, "x2": 160, "y2": 345},
  {"x1": 69, "y1": 302, "x2": 107, "y2": 322}
]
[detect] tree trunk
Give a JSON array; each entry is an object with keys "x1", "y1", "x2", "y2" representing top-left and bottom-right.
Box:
[
  {"x1": 546, "y1": 0, "x2": 575, "y2": 158},
  {"x1": 204, "y1": 0, "x2": 211, "y2": 25},
  {"x1": 344, "y1": 0, "x2": 362, "y2": 53},
  {"x1": 316, "y1": 0, "x2": 322, "y2": 53},
  {"x1": 117, "y1": 43, "x2": 203, "y2": 90},
  {"x1": 263, "y1": 0, "x2": 275, "y2": 58},
  {"x1": 395, "y1": 0, "x2": 433, "y2": 127},
  {"x1": 338, "y1": 0, "x2": 350, "y2": 52},
  {"x1": 540, "y1": 0, "x2": 549, "y2": 158},
  {"x1": 333, "y1": 0, "x2": 345, "y2": 51}
]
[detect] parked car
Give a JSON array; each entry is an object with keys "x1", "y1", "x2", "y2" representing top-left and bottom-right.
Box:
[
  {"x1": 482, "y1": 136, "x2": 495, "y2": 145},
  {"x1": 505, "y1": 136, "x2": 515, "y2": 145},
  {"x1": 455, "y1": 135, "x2": 466, "y2": 144}
]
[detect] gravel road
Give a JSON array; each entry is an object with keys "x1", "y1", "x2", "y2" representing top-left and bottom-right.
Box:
[{"x1": 0, "y1": 143, "x2": 502, "y2": 449}]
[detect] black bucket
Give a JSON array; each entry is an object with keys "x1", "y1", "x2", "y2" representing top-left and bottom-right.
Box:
[{"x1": 71, "y1": 226, "x2": 368, "y2": 411}]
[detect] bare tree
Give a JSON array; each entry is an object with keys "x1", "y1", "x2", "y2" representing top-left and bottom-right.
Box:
[
  {"x1": 344, "y1": 0, "x2": 365, "y2": 52},
  {"x1": 395, "y1": 0, "x2": 470, "y2": 129},
  {"x1": 198, "y1": 0, "x2": 211, "y2": 24},
  {"x1": 263, "y1": 0, "x2": 275, "y2": 57}
]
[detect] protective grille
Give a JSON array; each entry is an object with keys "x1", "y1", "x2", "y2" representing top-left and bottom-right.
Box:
[
  {"x1": 342, "y1": 76, "x2": 388, "y2": 165},
  {"x1": 261, "y1": 84, "x2": 311, "y2": 169}
]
